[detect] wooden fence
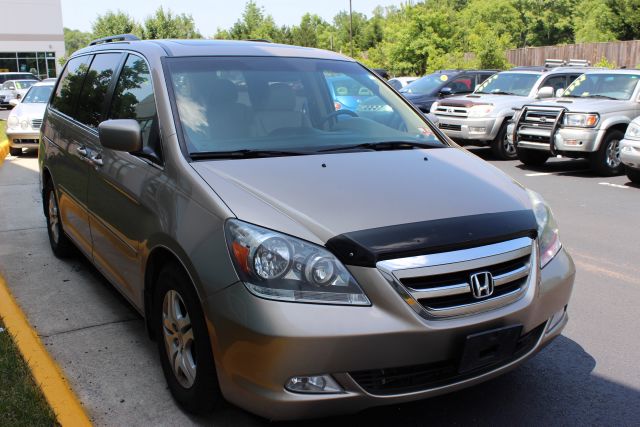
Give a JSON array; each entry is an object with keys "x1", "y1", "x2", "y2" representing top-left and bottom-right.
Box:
[{"x1": 506, "y1": 40, "x2": 640, "y2": 68}]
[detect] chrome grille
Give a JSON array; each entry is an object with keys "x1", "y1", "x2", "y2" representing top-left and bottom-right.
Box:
[
  {"x1": 521, "y1": 109, "x2": 562, "y2": 129},
  {"x1": 434, "y1": 105, "x2": 468, "y2": 118},
  {"x1": 31, "y1": 119, "x2": 43, "y2": 129},
  {"x1": 438, "y1": 123, "x2": 462, "y2": 131},
  {"x1": 377, "y1": 237, "x2": 535, "y2": 319}
]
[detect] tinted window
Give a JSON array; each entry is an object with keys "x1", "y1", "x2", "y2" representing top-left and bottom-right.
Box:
[
  {"x1": 542, "y1": 75, "x2": 567, "y2": 92},
  {"x1": 109, "y1": 54, "x2": 160, "y2": 158},
  {"x1": 76, "y1": 53, "x2": 122, "y2": 128},
  {"x1": 51, "y1": 55, "x2": 92, "y2": 117},
  {"x1": 445, "y1": 75, "x2": 473, "y2": 94}
]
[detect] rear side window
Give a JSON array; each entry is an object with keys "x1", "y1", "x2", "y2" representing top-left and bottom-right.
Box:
[
  {"x1": 51, "y1": 55, "x2": 92, "y2": 117},
  {"x1": 109, "y1": 54, "x2": 161, "y2": 160},
  {"x1": 75, "y1": 53, "x2": 122, "y2": 128}
]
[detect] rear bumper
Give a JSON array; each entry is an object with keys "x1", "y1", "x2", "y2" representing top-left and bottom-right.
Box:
[
  {"x1": 620, "y1": 138, "x2": 640, "y2": 169},
  {"x1": 433, "y1": 116, "x2": 502, "y2": 142},
  {"x1": 203, "y1": 248, "x2": 575, "y2": 420}
]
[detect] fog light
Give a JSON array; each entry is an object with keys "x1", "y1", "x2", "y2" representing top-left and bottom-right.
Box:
[
  {"x1": 468, "y1": 127, "x2": 486, "y2": 134},
  {"x1": 546, "y1": 306, "x2": 567, "y2": 333},
  {"x1": 285, "y1": 375, "x2": 343, "y2": 394}
]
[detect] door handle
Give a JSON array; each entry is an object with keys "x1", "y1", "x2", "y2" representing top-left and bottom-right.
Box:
[
  {"x1": 90, "y1": 153, "x2": 103, "y2": 167},
  {"x1": 76, "y1": 145, "x2": 88, "y2": 157}
]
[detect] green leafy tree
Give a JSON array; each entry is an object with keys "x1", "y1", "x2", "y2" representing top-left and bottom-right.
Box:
[
  {"x1": 63, "y1": 27, "x2": 92, "y2": 56},
  {"x1": 91, "y1": 10, "x2": 141, "y2": 39},
  {"x1": 607, "y1": 0, "x2": 640, "y2": 40},
  {"x1": 142, "y1": 7, "x2": 202, "y2": 39},
  {"x1": 224, "y1": 1, "x2": 283, "y2": 41},
  {"x1": 574, "y1": 0, "x2": 617, "y2": 42}
]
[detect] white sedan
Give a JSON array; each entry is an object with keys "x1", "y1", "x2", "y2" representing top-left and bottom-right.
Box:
[
  {"x1": 388, "y1": 76, "x2": 418, "y2": 91},
  {"x1": 6, "y1": 80, "x2": 55, "y2": 156},
  {"x1": 0, "y1": 79, "x2": 38, "y2": 108}
]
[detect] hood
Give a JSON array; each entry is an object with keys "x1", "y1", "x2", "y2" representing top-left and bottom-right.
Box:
[
  {"x1": 402, "y1": 92, "x2": 437, "y2": 104},
  {"x1": 9, "y1": 102, "x2": 46, "y2": 119},
  {"x1": 439, "y1": 93, "x2": 531, "y2": 111},
  {"x1": 191, "y1": 148, "x2": 533, "y2": 249},
  {"x1": 529, "y1": 97, "x2": 634, "y2": 114}
]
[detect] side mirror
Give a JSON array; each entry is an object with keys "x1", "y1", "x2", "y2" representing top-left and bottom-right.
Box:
[
  {"x1": 555, "y1": 88, "x2": 565, "y2": 97},
  {"x1": 9, "y1": 98, "x2": 19, "y2": 107},
  {"x1": 439, "y1": 87, "x2": 453, "y2": 97},
  {"x1": 537, "y1": 86, "x2": 554, "y2": 99},
  {"x1": 98, "y1": 119, "x2": 142, "y2": 152}
]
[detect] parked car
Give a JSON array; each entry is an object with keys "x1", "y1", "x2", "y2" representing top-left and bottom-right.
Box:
[
  {"x1": 431, "y1": 66, "x2": 594, "y2": 159},
  {"x1": 0, "y1": 79, "x2": 38, "y2": 108},
  {"x1": 400, "y1": 69, "x2": 497, "y2": 113},
  {"x1": 388, "y1": 76, "x2": 418, "y2": 90},
  {"x1": 40, "y1": 35, "x2": 575, "y2": 421},
  {"x1": 5, "y1": 80, "x2": 55, "y2": 156},
  {"x1": 510, "y1": 70, "x2": 640, "y2": 175},
  {"x1": 0, "y1": 71, "x2": 39, "y2": 84},
  {"x1": 620, "y1": 116, "x2": 640, "y2": 183}
]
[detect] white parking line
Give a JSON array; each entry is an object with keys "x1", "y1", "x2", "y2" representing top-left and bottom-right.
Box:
[
  {"x1": 598, "y1": 182, "x2": 629, "y2": 189},
  {"x1": 525, "y1": 170, "x2": 586, "y2": 177},
  {"x1": 525, "y1": 172, "x2": 553, "y2": 177}
]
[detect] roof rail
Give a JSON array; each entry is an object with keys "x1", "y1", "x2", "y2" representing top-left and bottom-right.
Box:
[
  {"x1": 544, "y1": 59, "x2": 565, "y2": 68},
  {"x1": 245, "y1": 39, "x2": 272, "y2": 43},
  {"x1": 566, "y1": 58, "x2": 591, "y2": 67},
  {"x1": 89, "y1": 34, "x2": 140, "y2": 46}
]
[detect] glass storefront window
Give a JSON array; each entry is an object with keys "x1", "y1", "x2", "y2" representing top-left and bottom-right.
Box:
[{"x1": 0, "y1": 52, "x2": 57, "y2": 77}]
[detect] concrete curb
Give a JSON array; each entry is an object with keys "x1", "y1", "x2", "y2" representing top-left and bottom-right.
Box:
[{"x1": 0, "y1": 274, "x2": 92, "y2": 426}]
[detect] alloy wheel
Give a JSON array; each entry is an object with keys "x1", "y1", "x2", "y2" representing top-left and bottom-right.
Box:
[
  {"x1": 162, "y1": 290, "x2": 197, "y2": 388},
  {"x1": 48, "y1": 190, "x2": 60, "y2": 244},
  {"x1": 606, "y1": 139, "x2": 621, "y2": 169},
  {"x1": 503, "y1": 132, "x2": 516, "y2": 156}
]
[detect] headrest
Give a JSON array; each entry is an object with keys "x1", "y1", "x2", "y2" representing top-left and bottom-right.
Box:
[
  {"x1": 265, "y1": 83, "x2": 296, "y2": 110},
  {"x1": 208, "y1": 78, "x2": 238, "y2": 104}
]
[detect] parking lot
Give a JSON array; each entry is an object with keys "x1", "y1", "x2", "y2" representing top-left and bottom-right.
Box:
[{"x1": 0, "y1": 147, "x2": 639, "y2": 426}]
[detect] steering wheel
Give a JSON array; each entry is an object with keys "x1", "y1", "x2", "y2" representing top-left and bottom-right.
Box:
[{"x1": 319, "y1": 109, "x2": 358, "y2": 126}]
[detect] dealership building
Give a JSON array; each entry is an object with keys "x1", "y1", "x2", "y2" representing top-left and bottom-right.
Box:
[{"x1": 0, "y1": 0, "x2": 65, "y2": 79}]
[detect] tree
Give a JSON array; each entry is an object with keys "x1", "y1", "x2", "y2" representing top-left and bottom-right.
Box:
[
  {"x1": 574, "y1": 0, "x2": 617, "y2": 42},
  {"x1": 142, "y1": 7, "x2": 202, "y2": 39},
  {"x1": 91, "y1": 10, "x2": 141, "y2": 39},
  {"x1": 224, "y1": 1, "x2": 283, "y2": 41},
  {"x1": 63, "y1": 27, "x2": 93, "y2": 56}
]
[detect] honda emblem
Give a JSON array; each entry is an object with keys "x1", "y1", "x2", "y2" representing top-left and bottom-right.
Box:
[{"x1": 469, "y1": 272, "x2": 494, "y2": 299}]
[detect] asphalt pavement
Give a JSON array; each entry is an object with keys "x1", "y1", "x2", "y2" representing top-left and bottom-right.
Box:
[{"x1": 0, "y1": 148, "x2": 639, "y2": 426}]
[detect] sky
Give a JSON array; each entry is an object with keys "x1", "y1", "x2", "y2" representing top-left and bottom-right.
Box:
[{"x1": 60, "y1": 0, "x2": 407, "y2": 35}]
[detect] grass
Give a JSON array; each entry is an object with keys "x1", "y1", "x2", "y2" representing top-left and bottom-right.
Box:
[{"x1": 0, "y1": 319, "x2": 58, "y2": 426}]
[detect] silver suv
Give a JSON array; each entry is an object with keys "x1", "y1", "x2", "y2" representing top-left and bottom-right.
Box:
[
  {"x1": 39, "y1": 35, "x2": 575, "y2": 420},
  {"x1": 431, "y1": 66, "x2": 592, "y2": 159},
  {"x1": 510, "y1": 70, "x2": 640, "y2": 176}
]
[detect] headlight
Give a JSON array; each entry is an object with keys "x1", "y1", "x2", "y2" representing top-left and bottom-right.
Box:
[
  {"x1": 563, "y1": 113, "x2": 598, "y2": 127},
  {"x1": 429, "y1": 101, "x2": 439, "y2": 113},
  {"x1": 527, "y1": 190, "x2": 562, "y2": 268},
  {"x1": 20, "y1": 118, "x2": 30, "y2": 130},
  {"x1": 7, "y1": 115, "x2": 19, "y2": 129},
  {"x1": 625, "y1": 122, "x2": 640, "y2": 139},
  {"x1": 225, "y1": 219, "x2": 370, "y2": 305},
  {"x1": 467, "y1": 104, "x2": 494, "y2": 117}
]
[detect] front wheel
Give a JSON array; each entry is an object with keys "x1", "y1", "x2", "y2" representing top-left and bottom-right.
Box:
[
  {"x1": 590, "y1": 130, "x2": 624, "y2": 176},
  {"x1": 154, "y1": 263, "x2": 223, "y2": 414},
  {"x1": 626, "y1": 166, "x2": 640, "y2": 184},
  {"x1": 490, "y1": 123, "x2": 517, "y2": 160},
  {"x1": 516, "y1": 147, "x2": 550, "y2": 166},
  {"x1": 9, "y1": 147, "x2": 21, "y2": 156}
]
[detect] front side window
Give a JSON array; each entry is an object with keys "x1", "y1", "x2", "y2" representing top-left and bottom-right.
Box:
[
  {"x1": 563, "y1": 73, "x2": 640, "y2": 100},
  {"x1": 446, "y1": 76, "x2": 473, "y2": 94},
  {"x1": 166, "y1": 56, "x2": 443, "y2": 156},
  {"x1": 22, "y1": 85, "x2": 53, "y2": 103},
  {"x1": 76, "y1": 53, "x2": 122, "y2": 128},
  {"x1": 475, "y1": 72, "x2": 541, "y2": 96},
  {"x1": 109, "y1": 54, "x2": 160, "y2": 160},
  {"x1": 51, "y1": 55, "x2": 92, "y2": 117}
]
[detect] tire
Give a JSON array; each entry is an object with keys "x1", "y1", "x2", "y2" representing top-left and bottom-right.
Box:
[
  {"x1": 154, "y1": 263, "x2": 223, "y2": 414},
  {"x1": 590, "y1": 130, "x2": 624, "y2": 176},
  {"x1": 9, "y1": 147, "x2": 21, "y2": 156},
  {"x1": 490, "y1": 123, "x2": 517, "y2": 160},
  {"x1": 516, "y1": 147, "x2": 550, "y2": 166},
  {"x1": 44, "y1": 181, "x2": 74, "y2": 258},
  {"x1": 626, "y1": 166, "x2": 640, "y2": 184}
]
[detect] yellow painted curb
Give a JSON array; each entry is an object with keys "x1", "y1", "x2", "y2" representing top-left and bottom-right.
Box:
[
  {"x1": 0, "y1": 138, "x2": 8, "y2": 165},
  {"x1": 0, "y1": 274, "x2": 92, "y2": 426}
]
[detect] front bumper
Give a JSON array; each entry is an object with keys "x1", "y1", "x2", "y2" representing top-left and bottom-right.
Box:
[
  {"x1": 433, "y1": 115, "x2": 502, "y2": 142},
  {"x1": 6, "y1": 129, "x2": 40, "y2": 148},
  {"x1": 203, "y1": 247, "x2": 575, "y2": 420},
  {"x1": 517, "y1": 126, "x2": 603, "y2": 153},
  {"x1": 620, "y1": 138, "x2": 640, "y2": 169}
]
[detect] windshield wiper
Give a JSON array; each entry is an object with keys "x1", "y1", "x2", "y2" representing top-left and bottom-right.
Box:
[
  {"x1": 487, "y1": 90, "x2": 517, "y2": 95},
  {"x1": 190, "y1": 149, "x2": 308, "y2": 160},
  {"x1": 584, "y1": 94, "x2": 619, "y2": 100},
  {"x1": 318, "y1": 141, "x2": 442, "y2": 153}
]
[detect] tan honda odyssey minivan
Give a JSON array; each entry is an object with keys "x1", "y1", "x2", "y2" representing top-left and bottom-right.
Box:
[{"x1": 39, "y1": 35, "x2": 575, "y2": 420}]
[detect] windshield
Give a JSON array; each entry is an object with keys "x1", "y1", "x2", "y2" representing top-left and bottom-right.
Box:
[
  {"x1": 563, "y1": 73, "x2": 640, "y2": 100},
  {"x1": 15, "y1": 80, "x2": 36, "y2": 90},
  {"x1": 400, "y1": 73, "x2": 449, "y2": 95},
  {"x1": 166, "y1": 56, "x2": 443, "y2": 156},
  {"x1": 475, "y1": 72, "x2": 541, "y2": 96},
  {"x1": 22, "y1": 85, "x2": 53, "y2": 103}
]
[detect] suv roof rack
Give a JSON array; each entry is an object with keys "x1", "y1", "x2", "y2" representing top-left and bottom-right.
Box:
[{"x1": 89, "y1": 34, "x2": 140, "y2": 46}]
